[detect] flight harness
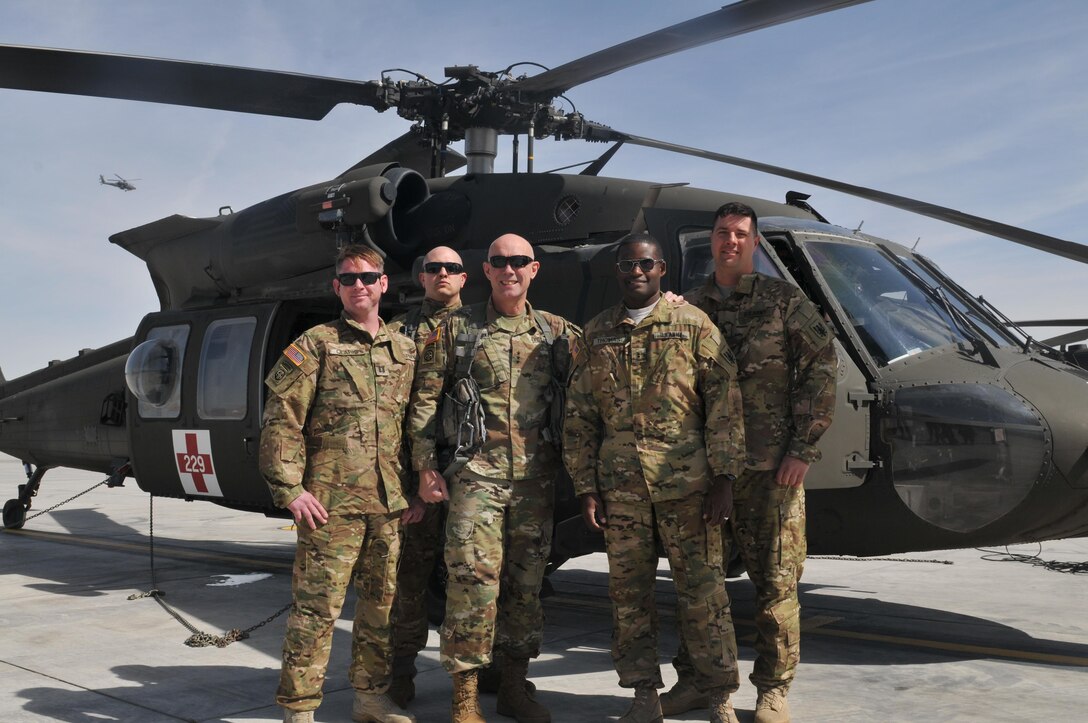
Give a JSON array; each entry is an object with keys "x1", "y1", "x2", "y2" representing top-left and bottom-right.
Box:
[{"x1": 440, "y1": 306, "x2": 571, "y2": 478}]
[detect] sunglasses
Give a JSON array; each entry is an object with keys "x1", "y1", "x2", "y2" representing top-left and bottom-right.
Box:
[
  {"x1": 423, "y1": 261, "x2": 465, "y2": 275},
  {"x1": 488, "y1": 255, "x2": 534, "y2": 269},
  {"x1": 336, "y1": 271, "x2": 383, "y2": 286},
  {"x1": 616, "y1": 258, "x2": 663, "y2": 274}
]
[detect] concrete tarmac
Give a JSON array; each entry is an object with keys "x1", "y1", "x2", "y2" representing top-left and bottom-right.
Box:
[{"x1": 2, "y1": 455, "x2": 1087, "y2": 722}]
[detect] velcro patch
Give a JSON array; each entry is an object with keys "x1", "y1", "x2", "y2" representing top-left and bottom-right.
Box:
[
  {"x1": 653, "y1": 330, "x2": 690, "y2": 340},
  {"x1": 284, "y1": 343, "x2": 306, "y2": 366}
]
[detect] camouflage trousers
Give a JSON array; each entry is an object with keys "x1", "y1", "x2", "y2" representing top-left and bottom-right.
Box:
[
  {"x1": 673, "y1": 468, "x2": 806, "y2": 692},
  {"x1": 440, "y1": 469, "x2": 554, "y2": 673},
  {"x1": 602, "y1": 490, "x2": 739, "y2": 693},
  {"x1": 276, "y1": 510, "x2": 402, "y2": 711},
  {"x1": 391, "y1": 501, "x2": 446, "y2": 676}
]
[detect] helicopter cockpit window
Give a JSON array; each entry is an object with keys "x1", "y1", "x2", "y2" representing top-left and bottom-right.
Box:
[
  {"x1": 806, "y1": 241, "x2": 971, "y2": 367},
  {"x1": 678, "y1": 229, "x2": 782, "y2": 292},
  {"x1": 126, "y1": 324, "x2": 190, "y2": 419},
  {"x1": 893, "y1": 253, "x2": 1013, "y2": 346},
  {"x1": 198, "y1": 317, "x2": 257, "y2": 420}
]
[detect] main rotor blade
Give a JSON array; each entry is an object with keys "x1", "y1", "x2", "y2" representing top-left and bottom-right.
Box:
[
  {"x1": 588, "y1": 125, "x2": 1088, "y2": 264},
  {"x1": 0, "y1": 45, "x2": 386, "y2": 120},
  {"x1": 510, "y1": 0, "x2": 872, "y2": 98}
]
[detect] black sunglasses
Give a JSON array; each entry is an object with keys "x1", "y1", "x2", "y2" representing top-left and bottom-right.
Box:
[
  {"x1": 423, "y1": 261, "x2": 465, "y2": 275},
  {"x1": 616, "y1": 258, "x2": 663, "y2": 274},
  {"x1": 488, "y1": 255, "x2": 534, "y2": 269},
  {"x1": 336, "y1": 271, "x2": 383, "y2": 286}
]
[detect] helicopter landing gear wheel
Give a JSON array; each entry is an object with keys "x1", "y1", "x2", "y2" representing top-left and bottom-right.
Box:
[{"x1": 3, "y1": 498, "x2": 27, "y2": 530}]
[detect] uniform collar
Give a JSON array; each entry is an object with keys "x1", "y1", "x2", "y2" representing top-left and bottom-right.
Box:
[
  {"x1": 341, "y1": 311, "x2": 388, "y2": 343},
  {"x1": 605, "y1": 296, "x2": 670, "y2": 330},
  {"x1": 486, "y1": 298, "x2": 536, "y2": 333},
  {"x1": 702, "y1": 272, "x2": 758, "y2": 301},
  {"x1": 421, "y1": 297, "x2": 461, "y2": 318}
]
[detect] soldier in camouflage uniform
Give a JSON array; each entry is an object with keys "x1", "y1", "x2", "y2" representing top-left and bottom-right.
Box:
[
  {"x1": 563, "y1": 233, "x2": 746, "y2": 723},
  {"x1": 408, "y1": 233, "x2": 579, "y2": 723},
  {"x1": 663, "y1": 202, "x2": 837, "y2": 723},
  {"x1": 259, "y1": 245, "x2": 417, "y2": 723},
  {"x1": 386, "y1": 246, "x2": 468, "y2": 708}
]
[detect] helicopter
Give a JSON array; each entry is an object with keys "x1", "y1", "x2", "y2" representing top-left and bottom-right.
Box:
[
  {"x1": 99, "y1": 174, "x2": 138, "y2": 191},
  {"x1": 2, "y1": 0, "x2": 1088, "y2": 570}
]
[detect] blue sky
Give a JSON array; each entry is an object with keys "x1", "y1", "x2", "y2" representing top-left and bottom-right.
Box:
[{"x1": 2, "y1": 0, "x2": 1086, "y2": 378}]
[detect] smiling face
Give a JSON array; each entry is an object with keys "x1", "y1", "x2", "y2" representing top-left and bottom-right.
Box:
[
  {"x1": 333, "y1": 255, "x2": 387, "y2": 323},
  {"x1": 418, "y1": 246, "x2": 466, "y2": 306},
  {"x1": 616, "y1": 240, "x2": 665, "y2": 309},
  {"x1": 483, "y1": 233, "x2": 539, "y2": 313},
  {"x1": 711, "y1": 213, "x2": 758, "y2": 285}
]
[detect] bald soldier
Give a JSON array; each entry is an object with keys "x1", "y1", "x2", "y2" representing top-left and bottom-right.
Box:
[
  {"x1": 564, "y1": 232, "x2": 746, "y2": 723},
  {"x1": 663, "y1": 202, "x2": 837, "y2": 723},
  {"x1": 259, "y1": 244, "x2": 416, "y2": 723},
  {"x1": 387, "y1": 246, "x2": 469, "y2": 707},
  {"x1": 408, "y1": 234, "x2": 580, "y2": 723}
]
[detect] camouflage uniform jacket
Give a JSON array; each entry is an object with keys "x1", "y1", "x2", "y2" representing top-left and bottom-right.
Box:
[
  {"x1": 408, "y1": 299, "x2": 580, "y2": 481},
  {"x1": 687, "y1": 273, "x2": 837, "y2": 469},
  {"x1": 563, "y1": 297, "x2": 745, "y2": 501},
  {"x1": 389, "y1": 298, "x2": 465, "y2": 493},
  {"x1": 388, "y1": 298, "x2": 464, "y2": 347},
  {"x1": 259, "y1": 313, "x2": 416, "y2": 514}
]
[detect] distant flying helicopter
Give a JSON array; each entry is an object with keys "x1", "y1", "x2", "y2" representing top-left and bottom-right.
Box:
[{"x1": 99, "y1": 173, "x2": 138, "y2": 191}]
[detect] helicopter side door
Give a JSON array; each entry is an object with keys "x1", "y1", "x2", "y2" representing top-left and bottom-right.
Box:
[
  {"x1": 643, "y1": 208, "x2": 873, "y2": 490},
  {"x1": 127, "y1": 303, "x2": 278, "y2": 510}
]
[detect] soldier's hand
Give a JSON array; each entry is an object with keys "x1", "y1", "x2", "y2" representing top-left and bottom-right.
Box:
[
  {"x1": 580, "y1": 493, "x2": 607, "y2": 531},
  {"x1": 419, "y1": 469, "x2": 450, "y2": 503},
  {"x1": 401, "y1": 496, "x2": 427, "y2": 524},
  {"x1": 703, "y1": 474, "x2": 734, "y2": 525},
  {"x1": 663, "y1": 290, "x2": 686, "y2": 305},
  {"x1": 776, "y1": 456, "x2": 810, "y2": 488},
  {"x1": 287, "y1": 491, "x2": 328, "y2": 530}
]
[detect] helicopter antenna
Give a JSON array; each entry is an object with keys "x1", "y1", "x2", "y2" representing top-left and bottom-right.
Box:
[
  {"x1": 853, "y1": 220, "x2": 864, "y2": 234},
  {"x1": 912, "y1": 237, "x2": 922, "y2": 251}
]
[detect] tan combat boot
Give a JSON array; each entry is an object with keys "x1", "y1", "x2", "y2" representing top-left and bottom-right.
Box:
[
  {"x1": 710, "y1": 689, "x2": 741, "y2": 723},
  {"x1": 387, "y1": 674, "x2": 415, "y2": 709},
  {"x1": 618, "y1": 684, "x2": 663, "y2": 723},
  {"x1": 659, "y1": 677, "x2": 708, "y2": 715},
  {"x1": 754, "y1": 687, "x2": 791, "y2": 723},
  {"x1": 495, "y1": 656, "x2": 550, "y2": 722},
  {"x1": 283, "y1": 711, "x2": 314, "y2": 723},
  {"x1": 452, "y1": 670, "x2": 487, "y2": 723},
  {"x1": 352, "y1": 691, "x2": 416, "y2": 723}
]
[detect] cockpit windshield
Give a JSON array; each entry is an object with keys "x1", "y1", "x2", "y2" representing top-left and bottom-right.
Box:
[{"x1": 806, "y1": 241, "x2": 972, "y2": 366}]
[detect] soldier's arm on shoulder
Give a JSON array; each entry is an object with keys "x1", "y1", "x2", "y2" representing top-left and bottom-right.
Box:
[
  {"x1": 562, "y1": 349, "x2": 603, "y2": 496},
  {"x1": 259, "y1": 335, "x2": 321, "y2": 508},
  {"x1": 407, "y1": 315, "x2": 457, "y2": 471},
  {"x1": 784, "y1": 294, "x2": 839, "y2": 462}
]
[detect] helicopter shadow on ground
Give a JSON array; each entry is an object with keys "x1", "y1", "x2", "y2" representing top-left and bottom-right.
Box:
[{"x1": 555, "y1": 564, "x2": 1088, "y2": 670}]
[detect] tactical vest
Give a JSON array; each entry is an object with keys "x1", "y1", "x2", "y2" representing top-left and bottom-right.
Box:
[{"x1": 440, "y1": 305, "x2": 573, "y2": 477}]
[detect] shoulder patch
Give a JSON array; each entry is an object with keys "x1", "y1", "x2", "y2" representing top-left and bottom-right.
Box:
[
  {"x1": 284, "y1": 343, "x2": 306, "y2": 367},
  {"x1": 266, "y1": 355, "x2": 304, "y2": 395}
]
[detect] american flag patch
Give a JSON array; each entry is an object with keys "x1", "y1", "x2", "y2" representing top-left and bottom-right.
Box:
[
  {"x1": 424, "y1": 327, "x2": 442, "y2": 346},
  {"x1": 284, "y1": 343, "x2": 307, "y2": 366}
]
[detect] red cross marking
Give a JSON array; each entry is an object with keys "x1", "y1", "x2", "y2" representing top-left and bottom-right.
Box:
[{"x1": 175, "y1": 432, "x2": 214, "y2": 493}]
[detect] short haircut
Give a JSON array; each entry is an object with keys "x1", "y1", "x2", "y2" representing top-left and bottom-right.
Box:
[
  {"x1": 713, "y1": 201, "x2": 758, "y2": 233},
  {"x1": 336, "y1": 244, "x2": 385, "y2": 273},
  {"x1": 615, "y1": 231, "x2": 664, "y2": 260}
]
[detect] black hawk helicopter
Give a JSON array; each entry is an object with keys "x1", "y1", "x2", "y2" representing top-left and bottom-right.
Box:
[
  {"x1": 2, "y1": 0, "x2": 1088, "y2": 569},
  {"x1": 99, "y1": 173, "x2": 138, "y2": 191}
]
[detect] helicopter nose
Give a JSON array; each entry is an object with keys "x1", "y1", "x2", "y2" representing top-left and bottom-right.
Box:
[
  {"x1": 883, "y1": 380, "x2": 1048, "y2": 534},
  {"x1": 1004, "y1": 358, "x2": 1088, "y2": 490}
]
